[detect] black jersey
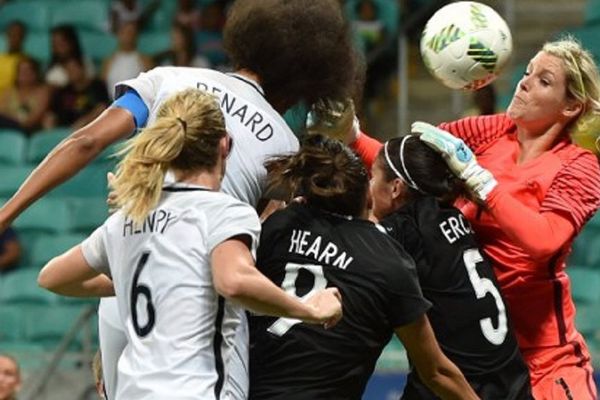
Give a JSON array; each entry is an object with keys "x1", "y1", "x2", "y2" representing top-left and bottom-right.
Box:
[
  {"x1": 249, "y1": 203, "x2": 431, "y2": 400},
  {"x1": 381, "y1": 197, "x2": 532, "y2": 400}
]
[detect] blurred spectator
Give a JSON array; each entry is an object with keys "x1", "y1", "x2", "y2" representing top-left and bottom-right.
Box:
[
  {"x1": 46, "y1": 25, "x2": 96, "y2": 88},
  {"x1": 353, "y1": 0, "x2": 387, "y2": 57},
  {"x1": 110, "y1": 0, "x2": 159, "y2": 33},
  {"x1": 154, "y1": 23, "x2": 209, "y2": 68},
  {"x1": 352, "y1": 0, "x2": 397, "y2": 103},
  {"x1": 102, "y1": 21, "x2": 152, "y2": 99},
  {"x1": 0, "y1": 227, "x2": 21, "y2": 274},
  {"x1": 174, "y1": 0, "x2": 202, "y2": 31},
  {"x1": 0, "y1": 354, "x2": 20, "y2": 400},
  {"x1": 0, "y1": 57, "x2": 50, "y2": 134},
  {"x1": 196, "y1": 2, "x2": 228, "y2": 68},
  {"x1": 0, "y1": 21, "x2": 26, "y2": 93},
  {"x1": 44, "y1": 57, "x2": 109, "y2": 130}
]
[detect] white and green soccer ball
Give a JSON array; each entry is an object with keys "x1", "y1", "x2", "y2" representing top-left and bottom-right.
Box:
[{"x1": 420, "y1": 1, "x2": 512, "y2": 90}]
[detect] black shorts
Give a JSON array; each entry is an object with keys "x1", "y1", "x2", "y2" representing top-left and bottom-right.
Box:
[{"x1": 401, "y1": 353, "x2": 533, "y2": 400}]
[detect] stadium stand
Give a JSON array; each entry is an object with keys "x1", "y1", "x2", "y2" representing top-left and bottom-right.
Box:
[
  {"x1": 0, "y1": 268, "x2": 57, "y2": 304},
  {"x1": 0, "y1": 129, "x2": 27, "y2": 165},
  {"x1": 49, "y1": 1, "x2": 109, "y2": 33},
  {"x1": 138, "y1": 30, "x2": 172, "y2": 56},
  {"x1": 26, "y1": 128, "x2": 71, "y2": 163},
  {"x1": 29, "y1": 233, "x2": 87, "y2": 267},
  {"x1": 79, "y1": 30, "x2": 118, "y2": 65},
  {"x1": 13, "y1": 197, "x2": 72, "y2": 234},
  {"x1": 0, "y1": 0, "x2": 599, "y2": 398},
  {"x1": 0, "y1": 1, "x2": 51, "y2": 32},
  {"x1": 584, "y1": 0, "x2": 600, "y2": 25},
  {"x1": 23, "y1": 32, "x2": 51, "y2": 65}
]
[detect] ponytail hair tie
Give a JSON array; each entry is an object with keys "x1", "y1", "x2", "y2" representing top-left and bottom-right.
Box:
[{"x1": 176, "y1": 117, "x2": 187, "y2": 133}]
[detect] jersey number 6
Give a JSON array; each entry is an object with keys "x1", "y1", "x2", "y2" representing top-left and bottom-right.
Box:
[
  {"x1": 268, "y1": 262, "x2": 328, "y2": 336},
  {"x1": 131, "y1": 251, "x2": 156, "y2": 338},
  {"x1": 464, "y1": 248, "x2": 508, "y2": 345}
]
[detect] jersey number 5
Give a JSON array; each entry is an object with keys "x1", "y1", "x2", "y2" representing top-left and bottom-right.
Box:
[
  {"x1": 131, "y1": 252, "x2": 156, "y2": 338},
  {"x1": 464, "y1": 248, "x2": 508, "y2": 345},
  {"x1": 268, "y1": 262, "x2": 327, "y2": 337}
]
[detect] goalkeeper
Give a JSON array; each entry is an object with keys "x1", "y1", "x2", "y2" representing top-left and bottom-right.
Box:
[{"x1": 319, "y1": 38, "x2": 600, "y2": 399}]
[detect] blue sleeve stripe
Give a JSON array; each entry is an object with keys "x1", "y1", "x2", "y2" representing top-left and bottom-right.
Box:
[{"x1": 112, "y1": 89, "x2": 150, "y2": 129}]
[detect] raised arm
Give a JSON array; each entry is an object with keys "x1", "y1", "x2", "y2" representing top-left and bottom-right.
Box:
[
  {"x1": 416, "y1": 122, "x2": 600, "y2": 261},
  {"x1": 395, "y1": 315, "x2": 479, "y2": 400},
  {"x1": 486, "y1": 151, "x2": 600, "y2": 261},
  {"x1": 0, "y1": 107, "x2": 135, "y2": 231},
  {"x1": 211, "y1": 236, "x2": 342, "y2": 328}
]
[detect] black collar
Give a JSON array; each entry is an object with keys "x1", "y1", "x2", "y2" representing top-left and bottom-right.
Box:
[
  {"x1": 227, "y1": 72, "x2": 266, "y2": 99},
  {"x1": 162, "y1": 187, "x2": 211, "y2": 192}
]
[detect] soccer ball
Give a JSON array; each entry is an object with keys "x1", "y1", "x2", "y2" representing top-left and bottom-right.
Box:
[{"x1": 420, "y1": 1, "x2": 512, "y2": 90}]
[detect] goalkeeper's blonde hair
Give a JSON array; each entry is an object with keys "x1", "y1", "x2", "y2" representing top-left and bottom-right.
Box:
[
  {"x1": 543, "y1": 37, "x2": 600, "y2": 155},
  {"x1": 112, "y1": 89, "x2": 227, "y2": 223}
]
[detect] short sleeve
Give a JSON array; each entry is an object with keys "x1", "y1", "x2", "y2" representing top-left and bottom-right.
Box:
[
  {"x1": 81, "y1": 225, "x2": 110, "y2": 275},
  {"x1": 377, "y1": 236, "x2": 431, "y2": 328},
  {"x1": 383, "y1": 253, "x2": 432, "y2": 328},
  {"x1": 112, "y1": 89, "x2": 149, "y2": 129},
  {"x1": 541, "y1": 151, "x2": 600, "y2": 231},
  {"x1": 114, "y1": 67, "x2": 166, "y2": 111},
  {"x1": 207, "y1": 199, "x2": 261, "y2": 258}
]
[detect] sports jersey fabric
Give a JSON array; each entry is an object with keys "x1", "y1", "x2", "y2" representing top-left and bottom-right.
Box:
[
  {"x1": 381, "y1": 197, "x2": 532, "y2": 399},
  {"x1": 115, "y1": 67, "x2": 299, "y2": 208},
  {"x1": 350, "y1": 114, "x2": 600, "y2": 398},
  {"x1": 98, "y1": 66, "x2": 300, "y2": 399},
  {"x1": 249, "y1": 203, "x2": 431, "y2": 400},
  {"x1": 438, "y1": 114, "x2": 600, "y2": 350},
  {"x1": 82, "y1": 185, "x2": 260, "y2": 400}
]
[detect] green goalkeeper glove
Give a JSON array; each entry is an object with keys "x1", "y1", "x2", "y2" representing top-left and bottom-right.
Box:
[
  {"x1": 412, "y1": 121, "x2": 497, "y2": 202},
  {"x1": 306, "y1": 98, "x2": 359, "y2": 144}
]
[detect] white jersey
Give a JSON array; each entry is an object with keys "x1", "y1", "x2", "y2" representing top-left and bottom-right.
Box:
[
  {"x1": 116, "y1": 67, "x2": 300, "y2": 208},
  {"x1": 98, "y1": 67, "x2": 299, "y2": 399},
  {"x1": 83, "y1": 186, "x2": 261, "y2": 400}
]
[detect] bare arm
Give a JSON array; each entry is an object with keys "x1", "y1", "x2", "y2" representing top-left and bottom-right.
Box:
[
  {"x1": 0, "y1": 239, "x2": 21, "y2": 270},
  {"x1": 72, "y1": 104, "x2": 110, "y2": 130},
  {"x1": 211, "y1": 236, "x2": 342, "y2": 326},
  {"x1": 395, "y1": 315, "x2": 479, "y2": 400},
  {"x1": 0, "y1": 107, "x2": 135, "y2": 231},
  {"x1": 38, "y1": 245, "x2": 115, "y2": 297}
]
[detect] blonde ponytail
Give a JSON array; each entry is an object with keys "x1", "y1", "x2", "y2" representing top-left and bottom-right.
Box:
[{"x1": 112, "y1": 89, "x2": 227, "y2": 223}]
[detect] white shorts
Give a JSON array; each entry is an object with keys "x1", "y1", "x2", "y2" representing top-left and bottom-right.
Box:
[{"x1": 98, "y1": 297, "x2": 126, "y2": 400}]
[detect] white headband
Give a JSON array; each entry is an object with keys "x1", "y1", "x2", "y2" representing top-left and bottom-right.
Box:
[{"x1": 383, "y1": 136, "x2": 420, "y2": 191}]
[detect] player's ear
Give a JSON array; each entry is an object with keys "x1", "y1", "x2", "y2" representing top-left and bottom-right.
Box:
[
  {"x1": 390, "y1": 178, "x2": 404, "y2": 200},
  {"x1": 561, "y1": 99, "x2": 583, "y2": 119},
  {"x1": 219, "y1": 134, "x2": 232, "y2": 159}
]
